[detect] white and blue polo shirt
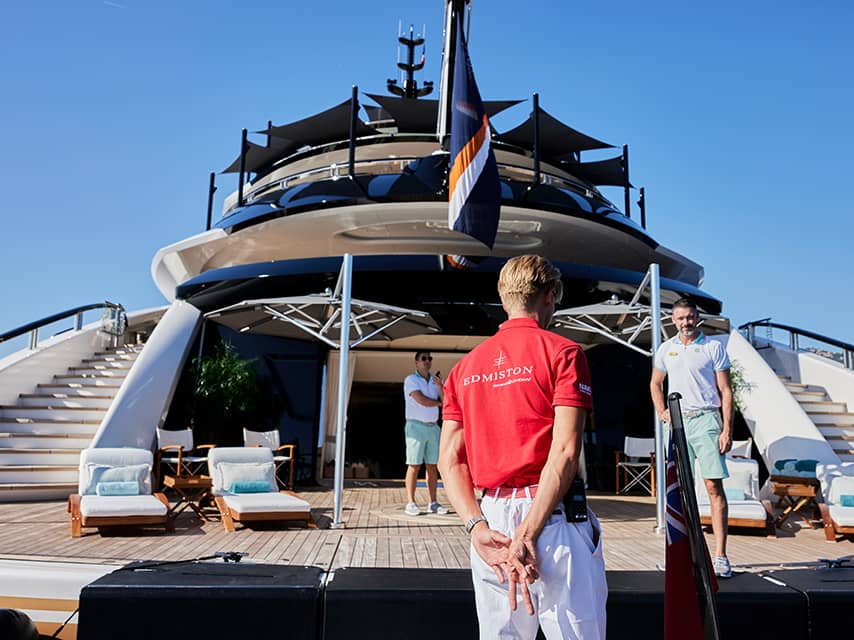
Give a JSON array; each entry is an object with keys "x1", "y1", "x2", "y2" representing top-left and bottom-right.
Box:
[{"x1": 653, "y1": 332, "x2": 730, "y2": 411}]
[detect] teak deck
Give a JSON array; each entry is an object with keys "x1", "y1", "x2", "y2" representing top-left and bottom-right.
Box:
[{"x1": 0, "y1": 482, "x2": 849, "y2": 571}]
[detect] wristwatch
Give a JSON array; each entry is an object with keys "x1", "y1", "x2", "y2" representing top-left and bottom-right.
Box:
[{"x1": 465, "y1": 514, "x2": 488, "y2": 534}]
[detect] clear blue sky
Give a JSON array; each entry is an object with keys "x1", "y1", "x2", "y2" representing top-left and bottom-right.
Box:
[{"x1": 1, "y1": 1, "x2": 852, "y2": 347}]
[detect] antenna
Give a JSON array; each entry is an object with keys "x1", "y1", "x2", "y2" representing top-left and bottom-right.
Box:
[{"x1": 387, "y1": 20, "x2": 433, "y2": 99}]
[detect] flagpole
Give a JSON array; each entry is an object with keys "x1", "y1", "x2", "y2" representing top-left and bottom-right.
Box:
[
  {"x1": 667, "y1": 392, "x2": 721, "y2": 640},
  {"x1": 437, "y1": 0, "x2": 468, "y2": 142},
  {"x1": 651, "y1": 263, "x2": 665, "y2": 533}
]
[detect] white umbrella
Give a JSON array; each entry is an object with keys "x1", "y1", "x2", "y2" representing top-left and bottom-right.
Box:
[{"x1": 205, "y1": 254, "x2": 439, "y2": 527}]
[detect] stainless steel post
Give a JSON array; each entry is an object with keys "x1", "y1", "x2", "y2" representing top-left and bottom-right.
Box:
[
  {"x1": 28, "y1": 328, "x2": 38, "y2": 350},
  {"x1": 650, "y1": 263, "x2": 666, "y2": 533},
  {"x1": 332, "y1": 253, "x2": 354, "y2": 528}
]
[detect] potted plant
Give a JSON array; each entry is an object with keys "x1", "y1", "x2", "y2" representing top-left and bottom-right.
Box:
[{"x1": 192, "y1": 342, "x2": 260, "y2": 444}]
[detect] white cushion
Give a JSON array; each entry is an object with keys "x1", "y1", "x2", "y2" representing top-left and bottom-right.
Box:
[
  {"x1": 208, "y1": 447, "x2": 276, "y2": 492},
  {"x1": 221, "y1": 492, "x2": 310, "y2": 514},
  {"x1": 827, "y1": 474, "x2": 854, "y2": 506},
  {"x1": 80, "y1": 495, "x2": 167, "y2": 518},
  {"x1": 698, "y1": 500, "x2": 767, "y2": 522},
  {"x1": 828, "y1": 504, "x2": 854, "y2": 528},
  {"x1": 83, "y1": 464, "x2": 151, "y2": 496},
  {"x1": 215, "y1": 462, "x2": 275, "y2": 494},
  {"x1": 78, "y1": 448, "x2": 153, "y2": 495}
]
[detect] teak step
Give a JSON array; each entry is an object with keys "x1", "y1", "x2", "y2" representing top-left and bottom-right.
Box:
[
  {"x1": 0, "y1": 406, "x2": 106, "y2": 421},
  {"x1": 0, "y1": 417, "x2": 101, "y2": 426},
  {"x1": 0, "y1": 433, "x2": 93, "y2": 447},
  {"x1": 0, "y1": 449, "x2": 83, "y2": 465},
  {"x1": 0, "y1": 465, "x2": 79, "y2": 484},
  {"x1": 36, "y1": 383, "x2": 120, "y2": 392},
  {"x1": 52, "y1": 376, "x2": 125, "y2": 386},
  {"x1": 798, "y1": 401, "x2": 848, "y2": 413},
  {"x1": 807, "y1": 412, "x2": 854, "y2": 425},
  {"x1": 17, "y1": 395, "x2": 114, "y2": 409}
]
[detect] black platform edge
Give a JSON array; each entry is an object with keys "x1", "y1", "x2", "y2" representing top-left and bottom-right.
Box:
[{"x1": 77, "y1": 564, "x2": 850, "y2": 640}]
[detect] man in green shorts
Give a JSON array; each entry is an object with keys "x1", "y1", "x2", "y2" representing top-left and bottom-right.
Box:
[
  {"x1": 650, "y1": 298, "x2": 734, "y2": 578},
  {"x1": 403, "y1": 351, "x2": 449, "y2": 516}
]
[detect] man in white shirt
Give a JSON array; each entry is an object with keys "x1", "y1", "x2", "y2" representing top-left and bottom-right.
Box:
[
  {"x1": 403, "y1": 351, "x2": 449, "y2": 515},
  {"x1": 650, "y1": 298, "x2": 734, "y2": 578}
]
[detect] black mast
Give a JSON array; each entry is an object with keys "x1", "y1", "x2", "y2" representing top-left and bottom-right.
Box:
[{"x1": 388, "y1": 24, "x2": 433, "y2": 99}]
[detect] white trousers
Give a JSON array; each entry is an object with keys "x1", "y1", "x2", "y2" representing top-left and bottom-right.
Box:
[{"x1": 471, "y1": 493, "x2": 607, "y2": 639}]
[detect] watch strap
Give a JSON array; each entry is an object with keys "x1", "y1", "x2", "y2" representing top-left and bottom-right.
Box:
[{"x1": 465, "y1": 514, "x2": 488, "y2": 534}]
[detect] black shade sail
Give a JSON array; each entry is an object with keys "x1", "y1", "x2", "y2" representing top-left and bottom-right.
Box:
[
  {"x1": 221, "y1": 139, "x2": 297, "y2": 174},
  {"x1": 258, "y1": 100, "x2": 377, "y2": 148},
  {"x1": 498, "y1": 107, "x2": 613, "y2": 157},
  {"x1": 562, "y1": 155, "x2": 632, "y2": 188},
  {"x1": 364, "y1": 94, "x2": 523, "y2": 133}
]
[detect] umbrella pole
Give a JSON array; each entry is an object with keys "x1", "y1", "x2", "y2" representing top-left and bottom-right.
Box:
[
  {"x1": 332, "y1": 254, "x2": 353, "y2": 528},
  {"x1": 650, "y1": 262, "x2": 666, "y2": 533}
]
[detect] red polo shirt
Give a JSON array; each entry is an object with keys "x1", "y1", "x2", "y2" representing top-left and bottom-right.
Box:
[{"x1": 442, "y1": 317, "x2": 593, "y2": 488}]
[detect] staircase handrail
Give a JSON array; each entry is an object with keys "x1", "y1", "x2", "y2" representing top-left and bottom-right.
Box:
[
  {"x1": 0, "y1": 301, "x2": 126, "y2": 347},
  {"x1": 739, "y1": 318, "x2": 854, "y2": 369}
]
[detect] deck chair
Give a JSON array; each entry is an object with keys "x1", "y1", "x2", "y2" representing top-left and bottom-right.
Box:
[
  {"x1": 155, "y1": 427, "x2": 216, "y2": 488},
  {"x1": 208, "y1": 447, "x2": 315, "y2": 531},
  {"x1": 243, "y1": 428, "x2": 296, "y2": 489},
  {"x1": 615, "y1": 437, "x2": 655, "y2": 496},
  {"x1": 68, "y1": 448, "x2": 172, "y2": 537},
  {"x1": 817, "y1": 462, "x2": 854, "y2": 542},
  {"x1": 728, "y1": 437, "x2": 753, "y2": 459},
  {"x1": 694, "y1": 457, "x2": 775, "y2": 536}
]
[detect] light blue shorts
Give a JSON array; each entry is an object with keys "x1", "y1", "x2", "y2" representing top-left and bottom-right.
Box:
[
  {"x1": 684, "y1": 411, "x2": 729, "y2": 480},
  {"x1": 404, "y1": 419, "x2": 440, "y2": 465}
]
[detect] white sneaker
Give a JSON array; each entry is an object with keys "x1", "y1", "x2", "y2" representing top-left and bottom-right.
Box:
[
  {"x1": 404, "y1": 502, "x2": 421, "y2": 516},
  {"x1": 428, "y1": 501, "x2": 449, "y2": 515},
  {"x1": 713, "y1": 556, "x2": 732, "y2": 578}
]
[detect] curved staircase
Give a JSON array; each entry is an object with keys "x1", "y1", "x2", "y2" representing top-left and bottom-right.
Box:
[
  {"x1": 783, "y1": 378, "x2": 854, "y2": 463},
  {"x1": 0, "y1": 345, "x2": 144, "y2": 501}
]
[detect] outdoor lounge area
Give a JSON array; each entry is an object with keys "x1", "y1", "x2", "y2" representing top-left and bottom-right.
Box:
[{"x1": 3, "y1": 481, "x2": 849, "y2": 572}]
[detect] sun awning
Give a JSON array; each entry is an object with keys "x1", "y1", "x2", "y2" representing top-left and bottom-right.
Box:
[
  {"x1": 220, "y1": 139, "x2": 298, "y2": 174},
  {"x1": 562, "y1": 155, "x2": 631, "y2": 188},
  {"x1": 205, "y1": 294, "x2": 439, "y2": 348},
  {"x1": 497, "y1": 106, "x2": 613, "y2": 156},
  {"x1": 257, "y1": 100, "x2": 378, "y2": 148},
  {"x1": 364, "y1": 94, "x2": 523, "y2": 133},
  {"x1": 551, "y1": 300, "x2": 729, "y2": 356}
]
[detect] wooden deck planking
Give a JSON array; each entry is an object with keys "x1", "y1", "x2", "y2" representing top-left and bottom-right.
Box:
[{"x1": 0, "y1": 485, "x2": 850, "y2": 573}]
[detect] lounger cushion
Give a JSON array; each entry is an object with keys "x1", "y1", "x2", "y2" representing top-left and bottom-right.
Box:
[
  {"x1": 80, "y1": 495, "x2": 168, "y2": 518},
  {"x1": 78, "y1": 448, "x2": 154, "y2": 495},
  {"x1": 828, "y1": 505, "x2": 854, "y2": 528},
  {"x1": 96, "y1": 481, "x2": 139, "y2": 496},
  {"x1": 217, "y1": 462, "x2": 276, "y2": 494},
  {"x1": 221, "y1": 492, "x2": 310, "y2": 514},
  {"x1": 839, "y1": 495, "x2": 854, "y2": 507},
  {"x1": 83, "y1": 464, "x2": 151, "y2": 496},
  {"x1": 698, "y1": 500, "x2": 767, "y2": 522},
  {"x1": 724, "y1": 487, "x2": 745, "y2": 502}
]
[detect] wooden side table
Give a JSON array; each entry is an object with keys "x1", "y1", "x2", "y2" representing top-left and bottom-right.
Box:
[
  {"x1": 771, "y1": 475, "x2": 821, "y2": 528},
  {"x1": 163, "y1": 475, "x2": 214, "y2": 521}
]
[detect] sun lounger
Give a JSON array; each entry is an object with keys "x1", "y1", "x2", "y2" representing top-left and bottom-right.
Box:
[
  {"x1": 207, "y1": 447, "x2": 315, "y2": 531},
  {"x1": 817, "y1": 462, "x2": 854, "y2": 542},
  {"x1": 68, "y1": 448, "x2": 172, "y2": 537}
]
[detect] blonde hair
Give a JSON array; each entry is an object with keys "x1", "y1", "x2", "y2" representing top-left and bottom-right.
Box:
[{"x1": 497, "y1": 255, "x2": 563, "y2": 311}]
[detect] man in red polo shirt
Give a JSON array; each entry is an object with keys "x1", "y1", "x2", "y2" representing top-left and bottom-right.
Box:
[{"x1": 439, "y1": 255, "x2": 606, "y2": 640}]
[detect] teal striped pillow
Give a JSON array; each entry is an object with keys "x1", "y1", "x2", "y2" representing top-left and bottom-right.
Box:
[{"x1": 231, "y1": 480, "x2": 272, "y2": 494}]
